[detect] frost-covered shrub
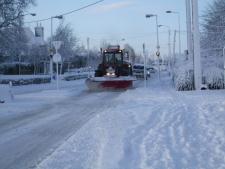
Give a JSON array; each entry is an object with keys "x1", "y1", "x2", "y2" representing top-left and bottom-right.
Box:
[
  {"x1": 174, "y1": 67, "x2": 194, "y2": 91},
  {"x1": 0, "y1": 76, "x2": 51, "y2": 86},
  {"x1": 203, "y1": 67, "x2": 224, "y2": 89}
]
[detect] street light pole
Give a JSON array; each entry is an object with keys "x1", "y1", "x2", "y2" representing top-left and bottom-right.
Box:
[
  {"x1": 87, "y1": 37, "x2": 90, "y2": 77},
  {"x1": 178, "y1": 13, "x2": 181, "y2": 57},
  {"x1": 146, "y1": 14, "x2": 160, "y2": 80},
  {"x1": 186, "y1": 0, "x2": 193, "y2": 61},
  {"x1": 50, "y1": 15, "x2": 63, "y2": 81},
  {"x1": 166, "y1": 11, "x2": 181, "y2": 57},
  {"x1": 158, "y1": 25, "x2": 172, "y2": 76},
  {"x1": 223, "y1": 46, "x2": 225, "y2": 87},
  {"x1": 143, "y1": 43, "x2": 147, "y2": 88}
]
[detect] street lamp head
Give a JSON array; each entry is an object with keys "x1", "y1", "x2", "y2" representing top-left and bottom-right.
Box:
[
  {"x1": 54, "y1": 15, "x2": 63, "y2": 19},
  {"x1": 166, "y1": 11, "x2": 172, "y2": 13},
  {"x1": 158, "y1": 24, "x2": 170, "y2": 29},
  {"x1": 145, "y1": 14, "x2": 156, "y2": 18},
  {"x1": 166, "y1": 10, "x2": 179, "y2": 14},
  {"x1": 21, "y1": 12, "x2": 36, "y2": 17}
]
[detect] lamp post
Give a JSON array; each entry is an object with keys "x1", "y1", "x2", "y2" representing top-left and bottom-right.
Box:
[
  {"x1": 158, "y1": 25, "x2": 172, "y2": 76},
  {"x1": 186, "y1": 0, "x2": 193, "y2": 62},
  {"x1": 223, "y1": 46, "x2": 225, "y2": 87},
  {"x1": 143, "y1": 43, "x2": 147, "y2": 88},
  {"x1": 146, "y1": 14, "x2": 160, "y2": 80},
  {"x1": 87, "y1": 37, "x2": 91, "y2": 77},
  {"x1": 192, "y1": 0, "x2": 202, "y2": 90},
  {"x1": 50, "y1": 15, "x2": 63, "y2": 81},
  {"x1": 22, "y1": 13, "x2": 36, "y2": 17},
  {"x1": 166, "y1": 11, "x2": 181, "y2": 58}
]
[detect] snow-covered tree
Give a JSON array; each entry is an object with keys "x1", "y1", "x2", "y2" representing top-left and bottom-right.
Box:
[
  {"x1": 0, "y1": 0, "x2": 36, "y2": 63},
  {"x1": 201, "y1": 0, "x2": 225, "y2": 68},
  {"x1": 200, "y1": 0, "x2": 225, "y2": 89},
  {"x1": 0, "y1": 0, "x2": 35, "y2": 30},
  {"x1": 52, "y1": 22, "x2": 79, "y2": 62},
  {"x1": 0, "y1": 25, "x2": 29, "y2": 63},
  {"x1": 124, "y1": 43, "x2": 136, "y2": 64}
]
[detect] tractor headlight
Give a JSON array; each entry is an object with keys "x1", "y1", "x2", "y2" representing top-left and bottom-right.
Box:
[{"x1": 106, "y1": 72, "x2": 116, "y2": 76}]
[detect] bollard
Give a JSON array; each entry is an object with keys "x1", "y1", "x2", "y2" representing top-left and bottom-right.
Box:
[{"x1": 9, "y1": 81, "x2": 14, "y2": 101}]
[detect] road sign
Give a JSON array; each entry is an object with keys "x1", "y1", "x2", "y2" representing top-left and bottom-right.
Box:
[
  {"x1": 53, "y1": 53, "x2": 62, "y2": 63},
  {"x1": 53, "y1": 41, "x2": 62, "y2": 50},
  {"x1": 156, "y1": 51, "x2": 160, "y2": 57}
]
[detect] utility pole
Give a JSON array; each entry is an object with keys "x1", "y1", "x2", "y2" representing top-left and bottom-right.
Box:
[
  {"x1": 155, "y1": 15, "x2": 161, "y2": 81},
  {"x1": 50, "y1": 15, "x2": 63, "y2": 81},
  {"x1": 158, "y1": 25, "x2": 171, "y2": 76},
  {"x1": 186, "y1": 0, "x2": 193, "y2": 61},
  {"x1": 178, "y1": 13, "x2": 181, "y2": 57},
  {"x1": 143, "y1": 43, "x2": 147, "y2": 88},
  {"x1": 166, "y1": 11, "x2": 181, "y2": 57},
  {"x1": 50, "y1": 17, "x2": 53, "y2": 81},
  {"x1": 168, "y1": 29, "x2": 172, "y2": 75},
  {"x1": 145, "y1": 14, "x2": 160, "y2": 80},
  {"x1": 87, "y1": 37, "x2": 90, "y2": 77},
  {"x1": 192, "y1": 0, "x2": 202, "y2": 90},
  {"x1": 172, "y1": 30, "x2": 177, "y2": 78},
  {"x1": 223, "y1": 47, "x2": 225, "y2": 87}
]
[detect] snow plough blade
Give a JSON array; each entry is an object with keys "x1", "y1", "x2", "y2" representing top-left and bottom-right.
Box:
[{"x1": 85, "y1": 76, "x2": 136, "y2": 91}]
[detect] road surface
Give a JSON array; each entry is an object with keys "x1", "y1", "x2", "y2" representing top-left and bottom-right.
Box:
[{"x1": 0, "y1": 89, "x2": 121, "y2": 169}]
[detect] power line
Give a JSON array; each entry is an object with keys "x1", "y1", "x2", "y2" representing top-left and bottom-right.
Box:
[{"x1": 25, "y1": 0, "x2": 104, "y2": 24}]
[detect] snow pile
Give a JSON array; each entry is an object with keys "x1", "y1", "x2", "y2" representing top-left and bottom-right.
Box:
[
  {"x1": 0, "y1": 89, "x2": 75, "y2": 118},
  {"x1": 36, "y1": 75, "x2": 225, "y2": 169},
  {"x1": 0, "y1": 75, "x2": 52, "y2": 87},
  {"x1": 203, "y1": 66, "x2": 224, "y2": 89},
  {"x1": 173, "y1": 59, "x2": 194, "y2": 91},
  {"x1": 37, "y1": 91, "x2": 133, "y2": 169},
  {"x1": 0, "y1": 79, "x2": 85, "y2": 113},
  {"x1": 0, "y1": 85, "x2": 12, "y2": 102}
]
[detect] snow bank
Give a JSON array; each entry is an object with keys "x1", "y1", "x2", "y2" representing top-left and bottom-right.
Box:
[
  {"x1": 203, "y1": 66, "x2": 224, "y2": 89},
  {"x1": 37, "y1": 76, "x2": 225, "y2": 169},
  {"x1": 0, "y1": 79, "x2": 85, "y2": 118},
  {"x1": 173, "y1": 59, "x2": 194, "y2": 91}
]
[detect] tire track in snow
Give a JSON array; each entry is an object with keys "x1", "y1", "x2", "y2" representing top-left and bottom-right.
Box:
[
  {"x1": 196, "y1": 100, "x2": 225, "y2": 169},
  {"x1": 119, "y1": 76, "x2": 213, "y2": 169},
  {"x1": 118, "y1": 103, "x2": 165, "y2": 169}
]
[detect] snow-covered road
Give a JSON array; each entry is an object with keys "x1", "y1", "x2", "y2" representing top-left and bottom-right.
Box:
[
  {"x1": 0, "y1": 81, "x2": 123, "y2": 169},
  {"x1": 37, "y1": 73, "x2": 225, "y2": 169}
]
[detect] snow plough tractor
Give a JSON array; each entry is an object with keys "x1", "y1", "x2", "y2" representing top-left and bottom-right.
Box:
[{"x1": 86, "y1": 45, "x2": 136, "y2": 91}]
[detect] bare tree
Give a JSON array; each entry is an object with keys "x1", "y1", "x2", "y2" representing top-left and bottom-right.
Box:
[
  {"x1": 0, "y1": 0, "x2": 36, "y2": 63},
  {"x1": 52, "y1": 22, "x2": 79, "y2": 61},
  {"x1": 201, "y1": 0, "x2": 225, "y2": 68},
  {"x1": 124, "y1": 43, "x2": 136, "y2": 64},
  {"x1": 0, "y1": 25, "x2": 29, "y2": 62},
  {"x1": 0, "y1": 0, "x2": 35, "y2": 30}
]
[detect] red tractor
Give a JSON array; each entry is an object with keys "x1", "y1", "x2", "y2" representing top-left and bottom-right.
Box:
[{"x1": 86, "y1": 45, "x2": 136, "y2": 90}]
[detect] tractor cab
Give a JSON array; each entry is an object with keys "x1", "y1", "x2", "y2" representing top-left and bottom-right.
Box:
[
  {"x1": 103, "y1": 46, "x2": 123, "y2": 66},
  {"x1": 95, "y1": 45, "x2": 132, "y2": 77}
]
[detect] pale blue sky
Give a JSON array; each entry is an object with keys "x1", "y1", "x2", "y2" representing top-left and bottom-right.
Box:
[{"x1": 25, "y1": 0, "x2": 213, "y2": 56}]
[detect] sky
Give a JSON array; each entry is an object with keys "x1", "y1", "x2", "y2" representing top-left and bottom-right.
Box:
[{"x1": 24, "y1": 0, "x2": 213, "y2": 57}]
